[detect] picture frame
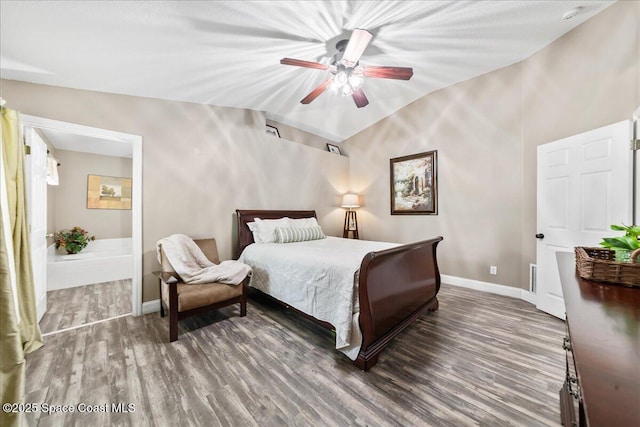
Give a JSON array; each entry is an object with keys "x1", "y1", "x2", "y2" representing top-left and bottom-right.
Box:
[
  {"x1": 87, "y1": 174, "x2": 132, "y2": 210},
  {"x1": 390, "y1": 150, "x2": 437, "y2": 215},
  {"x1": 327, "y1": 143, "x2": 341, "y2": 155},
  {"x1": 266, "y1": 124, "x2": 280, "y2": 138}
]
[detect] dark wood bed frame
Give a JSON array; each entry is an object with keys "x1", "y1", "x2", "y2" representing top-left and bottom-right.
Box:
[{"x1": 235, "y1": 209, "x2": 443, "y2": 371}]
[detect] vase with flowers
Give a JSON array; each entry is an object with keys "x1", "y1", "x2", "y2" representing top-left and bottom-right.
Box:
[{"x1": 54, "y1": 226, "x2": 95, "y2": 254}]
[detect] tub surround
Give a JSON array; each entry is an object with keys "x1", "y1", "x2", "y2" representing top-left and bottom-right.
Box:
[{"x1": 47, "y1": 237, "x2": 133, "y2": 290}]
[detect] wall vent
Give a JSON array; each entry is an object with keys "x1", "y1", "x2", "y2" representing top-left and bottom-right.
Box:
[{"x1": 529, "y1": 263, "x2": 537, "y2": 293}]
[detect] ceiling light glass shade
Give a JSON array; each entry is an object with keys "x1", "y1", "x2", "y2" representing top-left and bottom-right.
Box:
[
  {"x1": 330, "y1": 78, "x2": 343, "y2": 91},
  {"x1": 331, "y1": 69, "x2": 364, "y2": 97},
  {"x1": 341, "y1": 193, "x2": 360, "y2": 208},
  {"x1": 334, "y1": 71, "x2": 348, "y2": 85},
  {"x1": 348, "y1": 74, "x2": 363, "y2": 90}
]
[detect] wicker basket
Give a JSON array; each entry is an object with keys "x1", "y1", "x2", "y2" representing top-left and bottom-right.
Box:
[{"x1": 575, "y1": 247, "x2": 640, "y2": 287}]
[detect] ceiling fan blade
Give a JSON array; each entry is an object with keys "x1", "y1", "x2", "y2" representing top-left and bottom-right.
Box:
[
  {"x1": 281, "y1": 58, "x2": 328, "y2": 70},
  {"x1": 352, "y1": 88, "x2": 369, "y2": 108},
  {"x1": 341, "y1": 29, "x2": 373, "y2": 67},
  {"x1": 300, "y1": 78, "x2": 333, "y2": 104},
  {"x1": 363, "y1": 66, "x2": 413, "y2": 80}
]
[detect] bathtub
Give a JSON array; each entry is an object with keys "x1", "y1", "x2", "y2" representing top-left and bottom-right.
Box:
[{"x1": 47, "y1": 237, "x2": 133, "y2": 290}]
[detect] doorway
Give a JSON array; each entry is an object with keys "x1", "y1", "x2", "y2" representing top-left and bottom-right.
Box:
[
  {"x1": 21, "y1": 115, "x2": 142, "y2": 334},
  {"x1": 535, "y1": 120, "x2": 633, "y2": 319}
]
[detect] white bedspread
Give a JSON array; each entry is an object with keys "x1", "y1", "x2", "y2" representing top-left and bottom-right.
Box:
[{"x1": 238, "y1": 237, "x2": 398, "y2": 360}]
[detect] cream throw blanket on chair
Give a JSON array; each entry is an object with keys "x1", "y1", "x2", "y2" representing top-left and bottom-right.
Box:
[{"x1": 156, "y1": 234, "x2": 251, "y2": 285}]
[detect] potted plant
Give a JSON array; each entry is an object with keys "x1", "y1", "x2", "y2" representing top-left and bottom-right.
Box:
[
  {"x1": 600, "y1": 224, "x2": 640, "y2": 263},
  {"x1": 54, "y1": 226, "x2": 95, "y2": 254}
]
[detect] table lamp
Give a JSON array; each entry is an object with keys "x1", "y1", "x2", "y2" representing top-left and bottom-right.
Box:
[{"x1": 341, "y1": 193, "x2": 360, "y2": 239}]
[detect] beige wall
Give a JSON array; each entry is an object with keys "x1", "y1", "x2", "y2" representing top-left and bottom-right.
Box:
[
  {"x1": 344, "y1": 64, "x2": 524, "y2": 286},
  {"x1": 52, "y1": 149, "x2": 132, "y2": 239},
  {"x1": 343, "y1": 0, "x2": 640, "y2": 289},
  {"x1": 3, "y1": 81, "x2": 349, "y2": 301}
]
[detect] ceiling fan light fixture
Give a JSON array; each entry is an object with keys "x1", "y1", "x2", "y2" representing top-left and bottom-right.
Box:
[
  {"x1": 281, "y1": 28, "x2": 411, "y2": 107},
  {"x1": 335, "y1": 71, "x2": 348, "y2": 85},
  {"x1": 341, "y1": 85, "x2": 354, "y2": 97},
  {"x1": 348, "y1": 74, "x2": 364, "y2": 90},
  {"x1": 331, "y1": 69, "x2": 364, "y2": 96}
]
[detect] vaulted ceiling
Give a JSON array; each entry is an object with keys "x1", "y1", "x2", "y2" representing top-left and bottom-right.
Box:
[{"x1": 0, "y1": 1, "x2": 614, "y2": 142}]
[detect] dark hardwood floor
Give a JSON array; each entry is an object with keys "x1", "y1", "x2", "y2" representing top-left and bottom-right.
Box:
[
  {"x1": 25, "y1": 284, "x2": 565, "y2": 426},
  {"x1": 39, "y1": 279, "x2": 132, "y2": 334}
]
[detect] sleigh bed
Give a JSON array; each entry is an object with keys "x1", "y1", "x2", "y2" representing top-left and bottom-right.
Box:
[{"x1": 235, "y1": 209, "x2": 443, "y2": 371}]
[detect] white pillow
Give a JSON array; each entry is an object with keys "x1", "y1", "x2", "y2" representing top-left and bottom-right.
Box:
[
  {"x1": 275, "y1": 226, "x2": 325, "y2": 243},
  {"x1": 288, "y1": 217, "x2": 319, "y2": 228},
  {"x1": 254, "y1": 217, "x2": 291, "y2": 243},
  {"x1": 247, "y1": 221, "x2": 263, "y2": 243}
]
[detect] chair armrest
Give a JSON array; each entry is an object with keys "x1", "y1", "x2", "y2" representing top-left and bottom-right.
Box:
[
  {"x1": 161, "y1": 272, "x2": 182, "y2": 315},
  {"x1": 160, "y1": 271, "x2": 182, "y2": 284}
]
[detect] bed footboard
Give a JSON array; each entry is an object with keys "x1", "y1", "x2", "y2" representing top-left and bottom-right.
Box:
[{"x1": 355, "y1": 236, "x2": 443, "y2": 371}]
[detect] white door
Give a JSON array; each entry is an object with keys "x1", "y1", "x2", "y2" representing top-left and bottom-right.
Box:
[
  {"x1": 25, "y1": 128, "x2": 48, "y2": 322},
  {"x1": 536, "y1": 120, "x2": 633, "y2": 319}
]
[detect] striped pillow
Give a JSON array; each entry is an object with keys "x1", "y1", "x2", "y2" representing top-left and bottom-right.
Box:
[{"x1": 275, "y1": 226, "x2": 326, "y2": 243}]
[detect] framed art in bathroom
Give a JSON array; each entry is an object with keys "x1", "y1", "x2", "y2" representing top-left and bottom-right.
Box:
[{"x1": 87, "y1": 174, "x2": 132, "y2": 210}]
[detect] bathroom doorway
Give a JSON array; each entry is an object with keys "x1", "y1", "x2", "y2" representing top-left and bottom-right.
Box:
[{"x1": 21, "y1": 115, "x2": 142, "y2": 334}]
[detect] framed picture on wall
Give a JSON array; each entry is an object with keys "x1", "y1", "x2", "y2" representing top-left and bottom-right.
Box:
[
  {"x1": 266, "y1": 124, "x2": 280, "y2": 138},
  {"x1": 87, "y1": 175, "x2": 132, "y2": 210},
  {"x1": 390, "y1": 150, "x2": 437, "y2": 215},
  {"x1": 327, "y1": 143, "x2": 341, "y2": 155}
]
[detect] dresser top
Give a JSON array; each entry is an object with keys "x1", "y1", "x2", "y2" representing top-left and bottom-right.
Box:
[{"x1": 557, "y1": 252, "x2": 640, "y2": 426}]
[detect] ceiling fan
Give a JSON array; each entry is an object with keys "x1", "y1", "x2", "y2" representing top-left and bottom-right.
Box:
[{"x1": 281, "y1": 29, "x2": 413, "y2": 108}]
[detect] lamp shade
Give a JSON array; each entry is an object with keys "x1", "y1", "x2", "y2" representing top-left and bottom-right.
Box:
[{"x1": 341, "y1": 193, "x2": 360, "y2": 208}]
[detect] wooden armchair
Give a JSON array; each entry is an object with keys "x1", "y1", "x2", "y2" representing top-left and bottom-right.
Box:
[{"x1": 158, "y1": 238, "x2": 248, "y2": 341}]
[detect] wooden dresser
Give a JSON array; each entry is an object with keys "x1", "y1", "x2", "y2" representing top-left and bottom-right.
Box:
[{"x1": 557, "y1": 252, "x2": 640, "y2": 426}]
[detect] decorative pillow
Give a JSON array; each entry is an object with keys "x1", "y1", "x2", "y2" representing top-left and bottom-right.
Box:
[
  {"x1": 275, "y1": 226, "x2": 326, "y2": 243},
  {"x1": 254, "y1": 217, "x2": 290, "y2": 243},
  {"x1": 288, "y1": 217, "x2": 319, "y2": 228},
  {"x1": 247, "y1": 221, "x2": 262, "y2": 243}
]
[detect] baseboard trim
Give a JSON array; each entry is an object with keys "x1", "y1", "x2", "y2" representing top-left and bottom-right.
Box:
[
  {"x1": 441, "y1": 274, "x2": 535, "y2": 305},
  {"x1": 142, "y1": 280, "x2": 535, "y2": 312},
  {"x1": 142, "y1": 299, "x2": 160, "y2": 314},
  {"x1": 520, "y1": 290, "x2": 537, "y2": 305}
]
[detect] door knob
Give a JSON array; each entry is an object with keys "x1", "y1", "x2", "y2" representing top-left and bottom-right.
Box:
[{"x1": 535, "y1": 233, "x2": 545, "y2": 239}]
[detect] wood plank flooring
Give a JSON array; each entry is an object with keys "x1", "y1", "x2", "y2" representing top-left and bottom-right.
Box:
[
  {"x1": 25, "y1": 284, "x2": 565, "y2": 426},
  {"x1": 39, "y1": 279, "x2": 132, "y2": 334}
]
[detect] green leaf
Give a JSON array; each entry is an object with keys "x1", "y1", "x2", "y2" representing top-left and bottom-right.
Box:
[
  {"x1": 609, "y1": 224, "x2": 640, "y2": 238},
  {"x1": 599, "y1": 240, "x2": 615, "y2": 248},
  {"x1": 601, "y1": 236, "x2": 640, "y2": 250},
  {"x1": 627, "y1": 226, "x2": 640, "y2": 237}
]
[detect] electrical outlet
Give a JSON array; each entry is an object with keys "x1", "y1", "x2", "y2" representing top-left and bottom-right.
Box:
[{"x1": 490, "y1": 266, "x2": 497, "y2": 275}]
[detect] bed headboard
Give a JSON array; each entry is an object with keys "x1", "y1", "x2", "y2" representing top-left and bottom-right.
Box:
[{"x1": 235, "y1": 209, "x2": 317, "y2": 258}]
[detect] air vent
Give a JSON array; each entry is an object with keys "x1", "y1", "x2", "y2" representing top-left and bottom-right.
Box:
[{"x1": 529, "y1": 263, "x2": 537, "y2": 293}]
